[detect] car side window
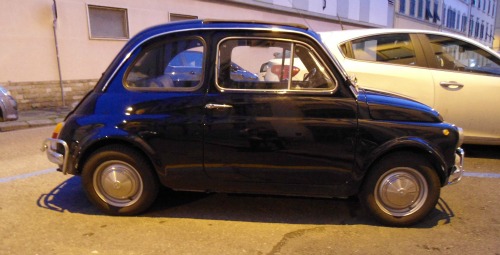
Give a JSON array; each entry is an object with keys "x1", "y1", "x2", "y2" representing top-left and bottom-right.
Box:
[
  {"x1": 425, "y1": 34, "x2": 500, "y2": 76},
  {"x1": 217, "y1": 38, "x2": 336, "y2": 92},
  {"x1": 345, "y1": 33, "x2": 417, "y2": 66},
  {"x1": 124, "y1": 37, "x2": 205, "y2": 90}
]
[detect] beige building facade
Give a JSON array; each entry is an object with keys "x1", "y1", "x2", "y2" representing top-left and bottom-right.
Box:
[
  {"x1": 0, "y1": 0, "x2": 497, "y2": 110},
  {"x1": 1, "y1": 0, "x2": 396, "y2": 109}
]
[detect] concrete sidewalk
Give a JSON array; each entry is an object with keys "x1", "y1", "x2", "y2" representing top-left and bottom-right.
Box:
[{"x1": 0, "y1": 108, "x2": 71, "y2": 132}]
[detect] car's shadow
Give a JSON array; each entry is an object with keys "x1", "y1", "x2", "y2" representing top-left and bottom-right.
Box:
[{"x1": 37, "y1": 176, "x2": 455, "y2": 228}]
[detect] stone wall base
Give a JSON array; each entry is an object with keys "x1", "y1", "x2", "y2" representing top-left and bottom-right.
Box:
[{"x1": 2, "y1": 79, "x2": 98, "y2": 111}]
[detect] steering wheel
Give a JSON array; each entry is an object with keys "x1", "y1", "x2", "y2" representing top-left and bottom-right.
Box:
[{"x1": 303, "y1": 67, "x2": 317, "y2": 82}]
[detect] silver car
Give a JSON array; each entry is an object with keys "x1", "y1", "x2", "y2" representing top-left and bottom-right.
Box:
[
  {"x1": 0, "y1": 85, "x2": 18, "y2": 122},
  {"x1": 320, "y1": 29, "x2": 500, "y2": 145}
]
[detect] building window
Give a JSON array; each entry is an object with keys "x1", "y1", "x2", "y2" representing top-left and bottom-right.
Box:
[
  {"x1": 425, "y1": 0, "x2": 433, "y2": 20},
  {"x1": 169, "y1": 13, "x2": 198, "y2": 22},
  {"x1": 399, "y1": 0, "x2": 406, "y2": 13},
  {"x1": 480, "y1": 23, "x2": 485, "y2": 39},
  {"x1": 446, "y1": 8, "x2": 457, "y2": 29},
  {"x1": 417, "y1": 0, "x2": 424, "y2": 18},
  {"x1": 410, "y1": 0, "x2": 416, "y2": 15},
  {"x1": 469, "y1": 20, "x2": 473, "y2": 36},
  {"x1": 461, "y1": 15, "x2": 467, "y2": 33},
  {"x1": 87, "y1": 5, "x2": 129, "y2": 39},
  {"x1": 433, "y1": 0, "x2": 440, "y2": 23},
  {"x1": 475, "y1": 19, "x2": 480, "y2": 37}
]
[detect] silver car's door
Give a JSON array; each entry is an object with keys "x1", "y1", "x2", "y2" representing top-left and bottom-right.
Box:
[{"x1": 420, "y1": 33, "x2": 500, "y2": 145}]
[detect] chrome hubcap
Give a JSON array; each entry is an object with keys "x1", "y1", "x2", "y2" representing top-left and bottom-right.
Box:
[
  {"x1": 94, "y1": 161, "x2": 143, "y2": 207},
  {"x1": 375, "y1": 167, "x2": 428, "y2": 217}
]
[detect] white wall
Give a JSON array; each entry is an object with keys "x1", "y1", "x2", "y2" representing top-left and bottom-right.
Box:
[{"x1": 1, "y1": 0, "x2": 361, "y2": 84}]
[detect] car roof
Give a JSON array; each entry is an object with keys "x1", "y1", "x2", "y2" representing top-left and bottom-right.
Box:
[
  {"x1": 100, "y1": 19, "x2": 341, "y2": 91},
  {"x1": 319, "y1": 28, "x2": 470, "y2": 41},
  {"x1": 318, "y1": 28, "x2": 500, "y2": 57},
  {"x1": 318, "y1": 28, "x2": 498, "y2": 51}
]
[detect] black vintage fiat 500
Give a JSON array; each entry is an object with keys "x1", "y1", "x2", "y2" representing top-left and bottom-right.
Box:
[{"x1": 43, "y1": 20, "x2": 464, "y2": 226}]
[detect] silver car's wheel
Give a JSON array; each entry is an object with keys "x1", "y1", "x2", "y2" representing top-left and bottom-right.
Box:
[
  {"x1": 374, "y1": 167, "x2": 428, "y2": 217},
  {"x1": 93, "y1": 160, "x2": 144, "y2": 208}
]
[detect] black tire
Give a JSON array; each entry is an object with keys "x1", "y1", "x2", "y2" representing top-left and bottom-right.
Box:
[
  {"x1": 360, "y1": 152, "x2": 441, "y2": 226},
  {"x1": 81, "y1": 145, "x2": 159, "y2": 216}
]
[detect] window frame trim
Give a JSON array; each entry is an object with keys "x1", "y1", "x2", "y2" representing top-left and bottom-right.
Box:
[
  {"x1": 339, "y1": 33, "x2": 427, "y2": 68},
  {"x1": 417, "y1": 33, "x2": 500, "y2": 77},
  {"x1": 122, "y1": 36, "x2": 207, "y2": 92},
  {"x1": 215, "y1": 36, "x2": 338, "y2": 95}
]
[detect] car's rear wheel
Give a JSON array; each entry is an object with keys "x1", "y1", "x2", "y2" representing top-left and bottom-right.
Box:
[
  {"x1": 360, "y1": 152, "x2": 441, "y2": 226},
  {"x1": 82, "y1": 145, "x2": 159, "y2": 215}
]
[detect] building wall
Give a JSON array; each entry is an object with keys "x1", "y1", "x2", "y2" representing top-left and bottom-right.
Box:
[
  {"x1": 3, "y1": 0, "x2": 386, "y2": 85},
  {"x1": 469, "y1": 0, "x2": 497, "y2": 46},
  {"x1": 1, "y1": 0, "x2": 392, "y2": 110},
  {"x1": 0, "y1": 0, "x2": 496, "y2": 110},
  {"x1": 395, "y1": 0, "x2": 497, "y2": 47}
]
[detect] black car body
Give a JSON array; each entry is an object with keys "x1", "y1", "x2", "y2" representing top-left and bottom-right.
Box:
[{"x1": 43, "y1": 20, "x2": 464, "y2": 226}]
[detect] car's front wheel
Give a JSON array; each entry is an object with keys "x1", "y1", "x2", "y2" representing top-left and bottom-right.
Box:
[
  {"x1": 82, "y1": 145, "x2": 159, "y2": 215},
  {"x1": 360, "y1": 152, "x2": 441, "y2": 226}
]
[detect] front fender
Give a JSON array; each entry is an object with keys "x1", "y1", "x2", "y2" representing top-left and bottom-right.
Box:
[{"x1": 360, "y1": 136, "x2": 449, "y2": 184}]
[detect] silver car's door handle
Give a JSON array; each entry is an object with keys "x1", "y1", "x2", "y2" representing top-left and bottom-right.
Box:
[
  {"x1": 205, "y1": 103, "x2": 233, "y2": 110},
  {"x1": 439, "y1": 81, "x2": 464, "y2": 89}
]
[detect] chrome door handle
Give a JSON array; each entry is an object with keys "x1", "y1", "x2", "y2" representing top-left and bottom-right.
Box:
[
  {"x1": 205, "y1": 103, "x2": 233, "y2": 110},
  {"x1": 439, "y1": 81, "x2": 464, "y2": 89}
]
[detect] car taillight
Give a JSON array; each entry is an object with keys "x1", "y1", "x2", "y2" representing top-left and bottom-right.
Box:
[
  {"x1": 52, "y1": 122, "x2": 64, "y2": 139},
  {"x1": 271, "y1": 65, "x2": 300, "y2": 80}
]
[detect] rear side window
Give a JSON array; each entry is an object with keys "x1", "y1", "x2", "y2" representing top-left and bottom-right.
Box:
[
  {"x1": 125, "y1": 37, "x2": 205, "y2": 90},
  {"x1": 426, "y1": 34, "x2": 500, "y2": 76},
  {"x1": 217, "y1": 38, "x2": 336, "y2": 92},
  {"x1": 345, "y1": 33, "x2": 417, "y2": 66}
]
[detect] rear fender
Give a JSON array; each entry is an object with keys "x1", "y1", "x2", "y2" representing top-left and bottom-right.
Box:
[{"x1": 70, "y1": 126, "x2": 162, "y2": 176}]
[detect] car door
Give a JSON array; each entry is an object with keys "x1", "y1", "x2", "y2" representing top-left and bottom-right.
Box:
[
  {"x1": 202, "y1": 35, "x2": 358, "y2": 195},
  {"x1": 122, "y1": 34, "x2": 208, "y2": 189},
  {"x1": 419, "y1": 33, "x2": 500, "y2": 144},
  {"x1": 324, "y1": 32, "x2": 436, "y2": 107}
]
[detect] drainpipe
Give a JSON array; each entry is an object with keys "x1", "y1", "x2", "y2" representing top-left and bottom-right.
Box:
[{"x1": 52, "y1": 0, "x2": 65, "y2": 107}]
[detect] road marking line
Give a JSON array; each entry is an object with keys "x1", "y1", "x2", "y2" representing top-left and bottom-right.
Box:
[
  {"x1": 0, "y1": 169, "x2": 499, "y2": 184},
  {"x1": 463, "y1": 172, "x2": 500, "y2": 178},
  {"x1": 0, "y1": 168, "x2": 56, "y2": 183}
]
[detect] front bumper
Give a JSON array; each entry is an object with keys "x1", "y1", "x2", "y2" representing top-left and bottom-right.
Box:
[
  {"x1": 42, "y1": 138, "x2": 69, "y2": 174},
  {"x1": 447, "y1": 147, "x2": 464, "y2": 185}
]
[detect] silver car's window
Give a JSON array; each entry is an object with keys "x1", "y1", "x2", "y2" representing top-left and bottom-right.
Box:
[
  {"x1": 217, "y1": 38, "x2": 336, "y2": 92},
  {"x1": 426, "y1": 34, "x2": 500, "y2": 76},
  {"x1": 125, "y1": 38, "x2": 205, "y2": 90},
  {"x1": 346, "y1": 33, "x2": 417, "y2": 66}
]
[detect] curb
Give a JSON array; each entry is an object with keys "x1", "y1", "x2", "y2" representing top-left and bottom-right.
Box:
[{"x1": 0, "y1": 118, "x2": 66, "y2": 132}]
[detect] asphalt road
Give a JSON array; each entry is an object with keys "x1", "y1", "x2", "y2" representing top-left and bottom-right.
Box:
[{"x1": 1, "y1": 126, "x2": 499, "y2": 254}]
